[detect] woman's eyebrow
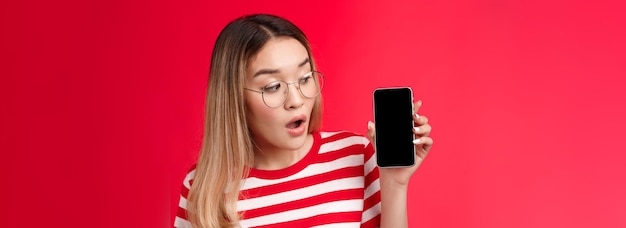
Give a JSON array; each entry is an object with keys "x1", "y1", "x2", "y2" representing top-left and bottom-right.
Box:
[
  {"x1": 252, "y1": 69, "x2": 279, "y2": 77},
  {"x1": 298, "y1": 58, "x2": 310, "y2": 68},
  {"x1": 252, "y1": 58, "x2": 311, "y2": 77}
]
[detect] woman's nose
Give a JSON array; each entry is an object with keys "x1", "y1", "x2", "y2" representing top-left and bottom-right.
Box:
[{"x1": 284, "y1": 82, "x2": 304, "y2": 109}]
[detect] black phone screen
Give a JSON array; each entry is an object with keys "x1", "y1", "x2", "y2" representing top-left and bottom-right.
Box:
[{"x1": 373, "y1": 87, "x2": 415, "y2": 167}]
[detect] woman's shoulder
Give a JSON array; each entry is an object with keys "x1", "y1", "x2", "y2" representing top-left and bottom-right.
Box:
[{"x1": 179, "y1": 164, "x2": 197, "y2": 187}]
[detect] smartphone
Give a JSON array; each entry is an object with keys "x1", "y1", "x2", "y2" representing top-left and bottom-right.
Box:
[{"x1": 373, "y1": 87, "x2": 415, "y2": 168}]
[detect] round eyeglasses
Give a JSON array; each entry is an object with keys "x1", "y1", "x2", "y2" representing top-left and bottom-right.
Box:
[{"x1": 244, "y1": 71, "x2": 324, "y2": 108}]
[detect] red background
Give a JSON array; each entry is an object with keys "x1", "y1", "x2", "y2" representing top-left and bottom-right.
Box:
[{"x1": 3, "y1": 0, "x2": 625, "y2": 227}]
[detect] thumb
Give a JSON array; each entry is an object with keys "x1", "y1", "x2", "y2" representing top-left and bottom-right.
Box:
[{"x1": 367, "y1": 121, "x2": 376, "y2": 144}]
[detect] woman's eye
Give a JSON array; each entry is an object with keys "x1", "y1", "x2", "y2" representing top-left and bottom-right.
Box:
[
  {"x1": 262, "y1": 82, "x2": 281, "y2": 93},
  {"x1": 300, "y1": 75, "x2": 313, "y2": 84}
]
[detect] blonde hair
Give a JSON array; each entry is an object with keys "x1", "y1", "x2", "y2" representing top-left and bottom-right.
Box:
[{"x1": 187, "y1": 14, "x2": 322, "y2": 228}]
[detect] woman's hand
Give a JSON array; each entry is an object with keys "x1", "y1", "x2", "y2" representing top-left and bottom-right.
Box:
[{"x1": 367, "y1": 100, "x2": 434, "y2": 186}]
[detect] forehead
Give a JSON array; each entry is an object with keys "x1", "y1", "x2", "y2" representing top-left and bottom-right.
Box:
[{"x1": 247, "y1": 37, "x2": 309, "y2": 74}]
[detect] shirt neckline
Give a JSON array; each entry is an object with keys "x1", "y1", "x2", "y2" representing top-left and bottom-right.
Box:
[{"x1": 248, "y1": 132, "x2": 321, "y2": 179}]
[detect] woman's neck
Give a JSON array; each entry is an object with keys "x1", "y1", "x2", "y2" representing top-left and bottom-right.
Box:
[{"x1": 252, "y1": 134, "x2": 314, "y2": 170}]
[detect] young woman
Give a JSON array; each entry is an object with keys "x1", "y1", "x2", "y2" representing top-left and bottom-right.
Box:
[{"x1": 174, "y1": 14, "x2": 433, "y2": 228}]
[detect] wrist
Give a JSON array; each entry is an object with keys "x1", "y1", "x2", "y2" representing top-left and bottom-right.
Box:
[
  {"x1": 379, "y1": 171, "x2": 410, "y2": 189},
  {"x1": 378, "y1": 171, "x2": 410, "y2": 228},
  {"x1": 379, "y1": 168, "x2": 412, "y2": 187}
]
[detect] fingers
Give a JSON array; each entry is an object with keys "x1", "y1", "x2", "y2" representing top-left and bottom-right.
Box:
[
  {"x1": 413, "y1": 136, "x2": 434, "y2": 153},
  {"x1": 413, "y1": 100, "x2": 430, "y2": 126},
  {"x1": 413, "y1": 100, "x2": 423, "y2": 114},
  {"x1": 367, "y1": 121, "x2": 376, "y2": 143},
  {"x1": 412, "y1": 100, "x2": 433, "y2": 153},
  {"x1": 413, "y1": 113, "x2": 429, "y2": 126},
  {"x1": 413, "y1": 124, "x2": 432, "y2": 137},
  {"x1": 413, "y1": 136, "x2": 433, "y2": 146}
]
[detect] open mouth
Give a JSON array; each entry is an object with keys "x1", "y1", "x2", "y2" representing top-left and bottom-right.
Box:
[
  {"x1": 287, "y1": 119, "x2": 305, "y2": 129},
  {"x1": 286, "y1": 115, "x2": 307, "y2": 137}
]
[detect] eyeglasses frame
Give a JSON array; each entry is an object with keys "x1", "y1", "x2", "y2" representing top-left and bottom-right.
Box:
[{"x1": 244, "y1": 71, "x2": 324, "y2": 108}]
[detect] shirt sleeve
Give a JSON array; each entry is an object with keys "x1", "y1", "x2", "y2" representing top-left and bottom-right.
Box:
[
  {"x1": 173, "y1": 166, "x2": 196, "y2": 228},
  {"x1": 361, "y1": 137, "x2": 381, "y2": 227}
]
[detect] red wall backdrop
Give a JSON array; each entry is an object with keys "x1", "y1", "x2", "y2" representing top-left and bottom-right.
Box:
[{"x1": 3, "y1": 0, "x2": 625, "y2": 227}]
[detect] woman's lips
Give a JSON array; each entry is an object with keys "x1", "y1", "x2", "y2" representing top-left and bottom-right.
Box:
[{"x1": 286, "y1": 115, "x2": 307, "y2": 137}]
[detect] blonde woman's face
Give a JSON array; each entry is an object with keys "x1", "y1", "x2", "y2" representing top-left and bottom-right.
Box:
[{"x1": 244, "y1": 37, "x2": 315, "y2": 153}]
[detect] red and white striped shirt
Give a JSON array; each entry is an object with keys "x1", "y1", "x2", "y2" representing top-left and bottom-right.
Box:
[{"x1": 175, "y1": 131, "x2": 381, "y2": 228}]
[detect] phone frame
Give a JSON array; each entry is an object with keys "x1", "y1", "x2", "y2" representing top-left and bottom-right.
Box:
[{"x1": 372, "y1": 87, "x2": 416, "y2": 168}]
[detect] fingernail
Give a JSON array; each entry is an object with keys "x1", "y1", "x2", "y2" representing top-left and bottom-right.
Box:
[
  {"x1": 368, "y1": 121, "x2": 373, "y2": 129},
  {"x1": 413, "y1": 138, "x2": 421, "y2": 144},
  {"x1": 413, "y1": 127, "x2": 420, "y2": 133},
  {"x1": 417, "y1": 100, "x2": 423, "y2": 106},
  {"x1": 415, "y1": 113, "x2": 420, "y2": 118}
]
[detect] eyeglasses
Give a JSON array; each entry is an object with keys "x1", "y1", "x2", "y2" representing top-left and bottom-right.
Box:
[{"x1": 244, "y1": 71, "x2": 324, "y2": 108}]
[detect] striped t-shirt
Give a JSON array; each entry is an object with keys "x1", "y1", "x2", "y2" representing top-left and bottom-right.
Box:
[{"x1": 174, "y1": 131, "x2": 381, "y2": 228}]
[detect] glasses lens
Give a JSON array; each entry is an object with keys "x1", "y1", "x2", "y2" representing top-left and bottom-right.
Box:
[
  {"x1": 299, "y1": 72, "x2": 324, "y2": 98},
  {"x1": 262, "y1": 81, "x2": 288, "y2": 108},
  {"x1": 259, "y1": 72, "x2": 324, "y2": 108}
]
